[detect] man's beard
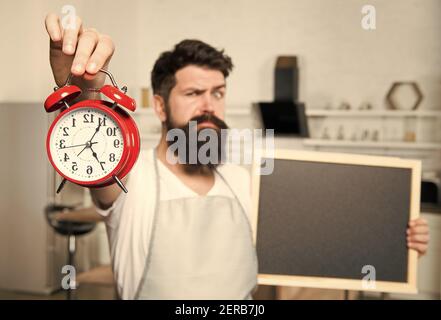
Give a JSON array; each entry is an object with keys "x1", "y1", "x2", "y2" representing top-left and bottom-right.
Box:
[{"x1": 165, "y1": 112, "x2": 229, "y2": 175}]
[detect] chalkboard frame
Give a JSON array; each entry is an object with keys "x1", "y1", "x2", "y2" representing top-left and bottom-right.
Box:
[{"x1": 251, "y1": 149, "x2": 421, "y2": 294}]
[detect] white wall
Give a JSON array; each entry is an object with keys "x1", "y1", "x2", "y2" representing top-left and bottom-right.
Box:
[{"x1": 1, "y1": 0, "x2": 440, "y2": 110}]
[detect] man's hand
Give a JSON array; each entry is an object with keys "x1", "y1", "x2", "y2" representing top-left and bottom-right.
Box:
[
  {"x1": 45, "y1": 13, "x2": 124, "y2": 206},
  {"x1": 44, "y1": 13, "x2": 115, "y2": 89},
  {"x1": 407, "y1": 218, "x2": 429, "y2": 257}
]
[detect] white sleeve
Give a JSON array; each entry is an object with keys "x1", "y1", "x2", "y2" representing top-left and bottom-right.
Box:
[{"x1": 94, "y1": 190, "x2": 126, "y2": 229}]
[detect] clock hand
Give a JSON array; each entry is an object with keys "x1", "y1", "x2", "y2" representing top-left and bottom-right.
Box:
[
  {"x1": 77, "y1": 123, "x2": 101, "y2": 157},
  {"x1": 60, "y1": 142, "x2": 98, "y2": 149},
  {"x1": 78, "y1": 123, "x2": 102, "y2": 157},
  {"x1": 88, "y1": 123, "x2": 101, "y2": 143},
  {"x1": 77, "y1": 145, "x2": 88, "y2": 157},
  {"x1": 89, "y1": 146, "x2": 104, "y2": 171}
]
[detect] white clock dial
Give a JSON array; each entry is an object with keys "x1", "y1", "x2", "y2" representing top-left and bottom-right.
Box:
[{"x1": 49, "y1": 107, "x2": 124, "y2": 182}]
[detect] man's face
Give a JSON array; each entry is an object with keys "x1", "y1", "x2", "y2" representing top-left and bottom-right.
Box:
[
  {"x1": 160, "y1": 65, "x2": 230, "y2": 174},
  {"x1": 166, "y1": 65, "x2": 227, "y2": 129}
]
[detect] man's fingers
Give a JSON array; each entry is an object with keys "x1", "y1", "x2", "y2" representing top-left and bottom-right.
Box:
[
  {"x1": 407, "y1": 225, "x2": 429, "y2": 235},
  {"x1": 45, "y1": 13, "x2": 62, "y2": 42},
  {"x1": 416, "y1": 218, "x2": 428, "y2": 226},
  {"x1": 409, "y1": 234, "x2": 430, "y2": 243},
  {"x1": 407, "y1": 233, "x2": 429, "y2": 244},
  {"x1": 408, "y1": 218, "x2": 428, "y2": 227},
  {"x1": 85, "y1": 34, "x2": 115, "y2": 75},
  {"x1": 408, "y1": 242, "x2": 427, "y2": 254},
  {"x1": 61, "y1": 16, "x2": 83, "y2": 55},
  {"x1": 71, "y1": 30, "x2": 99, "y2": 76}
]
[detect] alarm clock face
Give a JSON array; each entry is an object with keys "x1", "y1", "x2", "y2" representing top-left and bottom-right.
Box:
[{"x1": 48, "y1": 107, "x2": 125, "y2": 183}]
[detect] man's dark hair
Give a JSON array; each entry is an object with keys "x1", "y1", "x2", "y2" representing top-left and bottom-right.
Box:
[{"x1": 151, "y1": 39, "x2": 233, "y2": 103}]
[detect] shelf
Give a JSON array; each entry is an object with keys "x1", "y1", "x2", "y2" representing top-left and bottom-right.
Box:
[
  {"x1": 303, "y1": 139, "x2": 441, "y2": 150},
  {"x1": 306, "y1": 109, "x2": 441, "y2": 117}
]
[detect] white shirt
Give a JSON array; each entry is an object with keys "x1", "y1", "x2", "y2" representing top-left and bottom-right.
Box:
[
  {"x1": 94, "y1": 149, "x2": 252, "y2": 299},
  {"x1": 157, "y1": 158, "x2": 234, "y2": 201}
]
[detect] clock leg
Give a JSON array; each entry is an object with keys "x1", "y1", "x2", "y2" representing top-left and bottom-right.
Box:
[
  {"x1": 113, "y1": 175, "x2": 128, "y2": 193},
  {"x1": 56, "y1": 178, "x2": 67, "y2": 194}
]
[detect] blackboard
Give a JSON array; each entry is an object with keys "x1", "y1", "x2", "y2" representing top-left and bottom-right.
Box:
[{"x1": 251, "y1": 150, "x2": 421, "y2": 293}]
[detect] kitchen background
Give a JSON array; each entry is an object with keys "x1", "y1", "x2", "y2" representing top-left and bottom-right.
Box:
[{"x1": 0, "y1": 0, "x2": 440, "y2": 299}]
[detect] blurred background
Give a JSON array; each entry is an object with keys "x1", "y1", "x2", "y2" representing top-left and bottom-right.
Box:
[{"x1": 0, "y1": 0, "x2": 440, "y2": 300}]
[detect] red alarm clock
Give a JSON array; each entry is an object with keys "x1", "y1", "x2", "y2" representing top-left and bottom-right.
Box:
[{"x1": 44, "y1": 69, "x2": 140, "y2": 194}]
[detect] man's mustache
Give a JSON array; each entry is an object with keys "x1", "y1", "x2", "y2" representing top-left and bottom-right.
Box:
[{"x1": 189, "y1": 113, "x2": 228, "y2": 130}]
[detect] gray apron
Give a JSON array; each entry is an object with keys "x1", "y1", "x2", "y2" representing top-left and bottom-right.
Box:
[{"x1": 135, "y1": 149, "x2": 258, "y2": 299}]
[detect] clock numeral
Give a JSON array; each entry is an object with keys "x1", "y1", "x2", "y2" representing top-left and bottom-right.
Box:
[
  {"x1": 99, "y1": 162, "x2": 106, "y2": 170},
  {"x1": 106, "y1": 127, "x2": 117, "y2": 136},
  {"x1": 62, "y1": 127, "x2": 69, "y2": 136},
  {"x1": 72, "y1": 162, "x2": 78, "y2": 171},
  {"x1": 109, "y1": 153, "x2": 116, "y2": 162},
  {"x1": 114, "y1": 139, "x2": 121, "y2": 148},
  {"x1": 72, "y1": 118, "x2": 76, "y2": 127},
  {"x1": 98, "y1": 117, "x2": 107, "y2": 127},
  {"x1": 86, "y1": 165, "x2": 93, "y2": 175},
  {"x1": 59, "y1": 139, "x2": 65, "y2": 149},
  {"x1": 83, "y1": 114, "x2": 94, "y2": 123},
  {"x1": 64, "y1": 153, "x2": 70, "y2": 162}
]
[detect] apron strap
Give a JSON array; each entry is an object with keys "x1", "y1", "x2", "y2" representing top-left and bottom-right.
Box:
[
  {"x1": 135, "y1": 148, "x2": 255, "y2": 299},
  {"x1": 134, "y1": 148, "x2": 161, "y2": 299}
]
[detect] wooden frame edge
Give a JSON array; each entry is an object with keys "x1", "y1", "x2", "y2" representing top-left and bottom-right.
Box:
[{"x1": 251, "y1": 149, "x2": 421, "y2": 294}]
